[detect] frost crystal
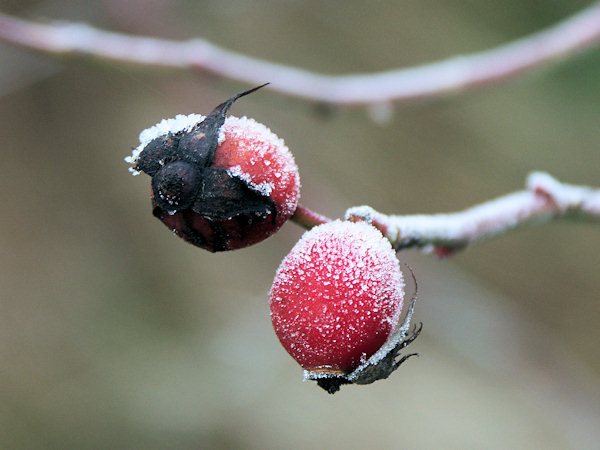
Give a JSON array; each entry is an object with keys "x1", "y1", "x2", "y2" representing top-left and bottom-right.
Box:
[
  {"x1": 124, "y1": 113, "x2": 205, "y2": 174},
  {"x1": 231, "y1": 166, "x2": 274, "y2": 196}
]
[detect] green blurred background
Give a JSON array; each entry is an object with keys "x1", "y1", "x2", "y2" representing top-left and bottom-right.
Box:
[{"x1": 1, "y1": 0, "x2": 599, "y2": 448}]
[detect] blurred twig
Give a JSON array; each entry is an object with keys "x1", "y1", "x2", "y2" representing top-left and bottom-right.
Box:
[
  {"x1": 344, "y1": 172, "x2": 600, "y2": 256},
  {"x1": 1, "y1": 3, "x2": 600, "y2": 106}
]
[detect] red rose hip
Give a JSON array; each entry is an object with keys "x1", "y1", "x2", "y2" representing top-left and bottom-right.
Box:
[
  {"x1": 269, "y1": 220, "x2": 405, "y2": 375},
  {"x1": 126, "y1": 85, "x2": 300, "y2": 252}
]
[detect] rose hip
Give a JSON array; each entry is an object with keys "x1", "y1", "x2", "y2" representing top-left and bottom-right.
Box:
[{"x1": 269, "y1": 220, "x2": 405, "y2": 373}]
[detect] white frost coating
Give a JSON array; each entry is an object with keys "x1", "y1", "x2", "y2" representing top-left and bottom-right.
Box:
[
  {"x1": 345, "y1": 205, "x2": 377, "y2": 223},
  {"x1": 351, "y1": 194, "x2": 542, "y2": 244},
  {"x1": 302, "y1": 369, "x2": 340, "y2": 380},
  {"x1": 227, "y1": 164, "x2": 252, "y2": 184},
  {"x1": 228, "y1": 164, "x2": 274, "y2": 196},
  {"x1": 348, "y1": 191, "x2": 550, "y2": 250},
  {"x1": 124, "y1": 113, "x2": 205, "y2": 175},
  {"x1": 527, "y1": 171, "x2": 594, "y2": 211},
  {"x1": 346, "y1": 172, "x2": 600, "y2": 253}
]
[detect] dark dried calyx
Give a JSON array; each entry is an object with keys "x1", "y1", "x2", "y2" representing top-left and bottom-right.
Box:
[{"x1": 136, "y1": 84, "x2": 276, "y2": 222}]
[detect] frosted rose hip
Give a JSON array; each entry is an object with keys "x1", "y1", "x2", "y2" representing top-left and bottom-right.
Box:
[
  {"x1": 126, "y1": 85, "x2": 300, "y2": 252},
  {"x1": 269, "y1": 220, "x2": 404, "y2": 372}
]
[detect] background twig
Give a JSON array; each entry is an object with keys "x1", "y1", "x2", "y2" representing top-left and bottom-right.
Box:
[{"x1": 1, "y1": 3, "x2": 600, "y2": 106}]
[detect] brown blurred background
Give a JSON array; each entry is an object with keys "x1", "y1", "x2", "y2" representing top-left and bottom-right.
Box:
[{"x1": 1, "y1": 0, "x2": 599, "y2": 448}]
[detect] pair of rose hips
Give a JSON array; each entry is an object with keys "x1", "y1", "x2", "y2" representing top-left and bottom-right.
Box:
[{"x1": 126, "y1": 85, "x2": 419, "y2": 393}]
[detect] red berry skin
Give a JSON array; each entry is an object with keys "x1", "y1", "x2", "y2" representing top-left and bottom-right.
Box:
[
  {"x1": 269, "y1": 220, "x2": 404, "y2": 372},
  {"x1": 149, "y1": 116, "x2": 299, "y2": 252}
]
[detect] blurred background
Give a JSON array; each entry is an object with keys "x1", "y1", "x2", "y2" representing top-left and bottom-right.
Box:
[{"x1": 1, "y1": 0, "x2": 600, "y2": 448}]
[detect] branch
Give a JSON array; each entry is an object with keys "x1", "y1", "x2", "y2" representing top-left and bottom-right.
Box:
[
  {"x1": 1, "y1": 4, "x2": 600, "y2": 106},
  {"x1": 344, "y1": 172, "x2": 600, "y2": 256}
]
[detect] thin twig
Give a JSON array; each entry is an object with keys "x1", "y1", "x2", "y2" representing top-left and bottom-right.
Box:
[
  {"x1": 290, "y1": 204, "x2": 331, "y2": 230},
  {"x1": 1, "y1": 4, "x2": 600, "y2": 106},
  {"x1": 345, "y1": 172, "x2": 600, "y2": 256}
]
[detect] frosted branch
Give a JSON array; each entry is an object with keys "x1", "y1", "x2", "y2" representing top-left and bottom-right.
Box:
[
  {"x1": 1, "y1": 3, "x2": 600, "y2": 105},
  {"x1": 345, "y1": 172, "x2": 600, "y2": 256}
]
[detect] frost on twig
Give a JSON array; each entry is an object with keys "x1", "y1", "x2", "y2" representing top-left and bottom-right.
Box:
[
  {"x1": 1, "y1": 3, "x2": 600, "y2": 105},
  {"x1": 345, "y1": 172, "x2": 600, "y2": 256}
]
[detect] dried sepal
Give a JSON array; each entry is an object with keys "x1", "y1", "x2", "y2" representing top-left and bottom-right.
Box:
[{"x1": 305, "y1": 289, "x2": 421, "y2": 394}]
